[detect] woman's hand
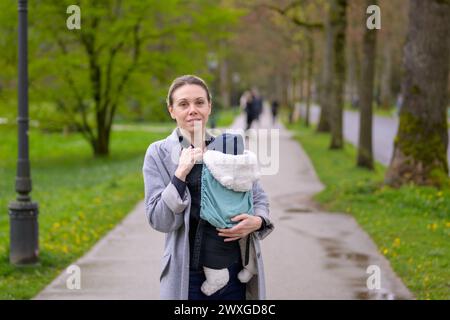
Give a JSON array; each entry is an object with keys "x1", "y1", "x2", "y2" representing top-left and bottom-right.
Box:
[
  {"x1": 217, "y1": 214, "x2": 263, "y2": 242},
  {"x1": 175, "y1": 146, "x2": 203, "y2": 181}
]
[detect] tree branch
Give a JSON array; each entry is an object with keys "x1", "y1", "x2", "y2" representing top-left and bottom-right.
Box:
[
  {"x1": 54, "y1": 36, "x2": 96, "y2": 143},
  {"x1": 261, "y1": 2, "x2": 324, "y2": 30},
  {"x1": 106, "y1": 20, "x2": 142, "y2": 130}
]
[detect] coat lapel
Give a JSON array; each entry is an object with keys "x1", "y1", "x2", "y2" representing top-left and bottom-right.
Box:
[{"x1": 162, "y1": 128, "x2": 182, "y2": 178}]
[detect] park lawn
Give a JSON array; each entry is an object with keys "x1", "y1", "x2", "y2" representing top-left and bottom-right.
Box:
[
  {"x1": 213, "y1": 107, "x2": 240, "y2": 128},
  {"x1": 344, "y1": 102, "x2": 398, "y2": 118},
  {"x1": 285, "y1": 122, "x2": 450, "y2": 300},
  {"x1": 0, "y1": 125, "x2": 171, "y2": 299}
]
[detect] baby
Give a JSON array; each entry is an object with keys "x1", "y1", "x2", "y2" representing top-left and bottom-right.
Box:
[{"x1": 199, "y1": 133, "x2": 260, "y2": 296}]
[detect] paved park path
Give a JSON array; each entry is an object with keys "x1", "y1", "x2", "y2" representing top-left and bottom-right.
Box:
[{"x1": 34, "y1": 104, "x2": 413, "y2": 300}]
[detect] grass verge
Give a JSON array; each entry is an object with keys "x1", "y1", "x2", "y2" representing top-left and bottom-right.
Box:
[{"x1": 212, "y1": 107, "x2": 240, "y2": 128}]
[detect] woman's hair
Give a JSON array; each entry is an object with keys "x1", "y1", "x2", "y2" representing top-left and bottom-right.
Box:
[{"x1": 166, "y1": 75, "x2": 212, "y2": 107}]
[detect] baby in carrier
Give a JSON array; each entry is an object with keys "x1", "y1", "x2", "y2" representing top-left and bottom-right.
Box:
[{"x1": 199, "y1": 133, "x2": 260, "y2": 296}]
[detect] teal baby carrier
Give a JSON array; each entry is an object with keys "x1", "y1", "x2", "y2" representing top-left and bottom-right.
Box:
[{"x1": 200, "y1": 134, "x2": 257, "y2": 229}]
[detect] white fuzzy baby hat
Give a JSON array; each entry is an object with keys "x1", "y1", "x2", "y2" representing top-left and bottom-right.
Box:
[{"x1": 202, "y1": 149, "x2": 260, "y2": 192}]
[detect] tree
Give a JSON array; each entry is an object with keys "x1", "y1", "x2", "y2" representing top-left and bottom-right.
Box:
[
  {"x1": 304, "y1": 34, "x2": 314, "y2": 127},
  {"x1": 261, "y1": 0, "x2": 323, "y2": 125},
  {"x1": 377, "y1": 0, "x2": 409, "y2": 110},
  {"x1": 317, "y1": 6, "x2": 333, "y2": 132},
  {"x1": 357, "y1": 0, "x2": 378, "y2": 169},
  {"x1": 25, "y1": 0, "x2": 239, "y2": 156},
  {"x1": 385, "y1": 0, "x2": 450, "y2": 187},
  {"x1": 328, "y1": 0, "x2": 347, "y2": 150}
]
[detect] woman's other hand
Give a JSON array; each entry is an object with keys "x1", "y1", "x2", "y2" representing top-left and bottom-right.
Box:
[{"x1": 216, "y1": 214, "x2": 263, "y2": 242}]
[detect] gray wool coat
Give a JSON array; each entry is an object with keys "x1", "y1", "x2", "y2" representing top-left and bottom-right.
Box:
[{"x1": 142, "y1": 127, "x2": 274, "y2": 300}]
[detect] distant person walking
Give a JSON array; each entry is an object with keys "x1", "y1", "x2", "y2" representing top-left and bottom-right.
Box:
[
  {"x1": 251, "y1": 88, "x2": 263, "y2": 128},
  {"x1": 244, "y1": 91, "x2": 257, "y2": 130},
  {"x1": 271, "y1": 100, "x2": 279, "y2": 125}
]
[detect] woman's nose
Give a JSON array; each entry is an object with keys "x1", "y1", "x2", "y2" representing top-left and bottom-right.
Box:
[{"x1": 187, "y1": 103, "x2": 198, "y2": 114}]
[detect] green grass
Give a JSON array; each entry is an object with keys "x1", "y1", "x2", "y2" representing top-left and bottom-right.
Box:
[
  {"x1": 212, "y1": 107, "x2": 240, "y2": 128},
  {"x1": 285, "y1": 121, "x2": 450, "y2": 300},
  {"x1": 344, "y1": 102, "x2": 399, "y2": 118},
  {"x1": 0, "y1": 125, "x2": 171, "y2": 299}
]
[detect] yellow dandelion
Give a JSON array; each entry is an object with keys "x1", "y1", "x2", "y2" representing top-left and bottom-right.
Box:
[
  {"x1": 383, "y1": 248, "x2": 389, "y2": 255},
  {"x1": 393, "y1": 238, "x2": 401, "y2": 247}
]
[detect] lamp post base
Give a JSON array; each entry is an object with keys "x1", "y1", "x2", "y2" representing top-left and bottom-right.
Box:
[{"x1": 8, "y1": 200, "x2": 39, "y2": 265}]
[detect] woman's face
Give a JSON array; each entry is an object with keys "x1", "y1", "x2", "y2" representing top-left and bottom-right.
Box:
[{"x1": 168, "y1": 84, "x2": 211, "y2": 135}]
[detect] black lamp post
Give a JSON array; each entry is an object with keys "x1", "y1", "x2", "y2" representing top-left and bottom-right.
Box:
[{"x1": 8, "y1": 0, "x2": 39, "y2": 265}]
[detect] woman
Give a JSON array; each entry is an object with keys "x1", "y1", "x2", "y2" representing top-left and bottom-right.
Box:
[{"x1": 142, "y1": 75, "x2": 274, "y2": 300}]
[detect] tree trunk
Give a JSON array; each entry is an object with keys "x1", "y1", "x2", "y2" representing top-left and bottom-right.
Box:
[
  {"x1": 305, "y1": 36, "x2": 314, "y2": 127},
  {"x1": 94, "y1": 109, "x2": 110, "y2": 156},
  {"x1": 350, "y1": 41, "x2": 361, "y2": 109},
  {"x1": 357, "y1": 0, "x2": 378, "y2": 170},
  {"x1": 317, "y1": 8, "x2": 333, "y2": 133},
  {"x1": 380, "y1": 43, "x2": 393, "y2": 109},
  {"x1": 328, "y1": 0, "x2": 347, "y2": 149},
  {"x1": 298, "y1": 59, "x2": 304, "y2": 104},
  {"x1": 84, "y1": 35, "x2": 111, "y2": 157},
  {"x1": 93, "y1": 130, "x2": 110, "y2": 156},
  {"x1": 385, "y1": 0, "x2": 450, "y2": 187}
]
